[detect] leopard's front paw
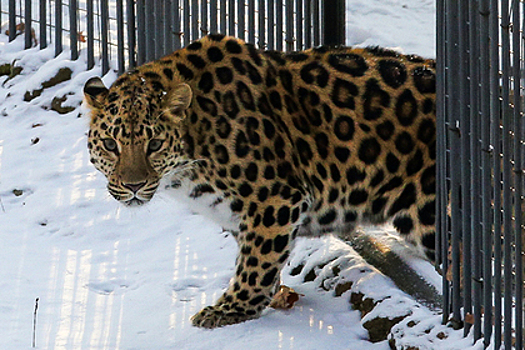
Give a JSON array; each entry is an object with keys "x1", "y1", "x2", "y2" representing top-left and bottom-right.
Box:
[{"x1": 191, "y1": 305, "x2": 259, "y2": 328}]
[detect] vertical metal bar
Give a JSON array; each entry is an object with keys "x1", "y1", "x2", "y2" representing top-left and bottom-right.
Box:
[
  {"x1": 258, "y1": 0, "x2": 266, "y2": 49},
  {"x1": 202, "y1": 0, "x2": 209, "y2": 36},
  {"x1": 247, "y1": 0, "x2": 255, "y2": 43},
  {"x1": 145, "y1": 0, "x2": 155, "y2": 61},
  {"x1": 458, "y1": 0, "x2": 472, "y2": 336},
  {"x1": 55, "y1": 0, "x2": 63, "y2": 56},
  {"x1": 304, "y1": 0, "x2": 311, "y2": 48},
  {"x1": 156, "y1": 0, "x2": 165, "y2": 57},
  {"x1": 228, "y1": 1, "x2": 235, "y2": 37},
  {"x1": 445, "y1": 0, "x2": 463, "y2": 328},
  {"x1": 296, "y1": 0, "x2": 303, "y2": 50},
  {"x1": 87, "y1": 0, "x2": 94, "y2": 69},
  {"x1": 220, "y1": 0, "x2": 226, "y2": 34},
  {"x1": 70, "y1": 0, "x2": 78, "y2": 58},
  {"x1": 469, "y1": 0, "x2": 483, "y2": 341},
  {"x1": 285, "y1": 0, "x2": 293, "y2": 51},
  {"x1": 191, "y1": 0, "x2": 198, "y2": 40},
  {"x1": 312, "y1": 0, "x2": 319, "y2": 46},
  {"x1": 276, "y1": 0, "x2": 283, "y2": 50},
  {"x1": 210, "y1": 0, "x2": 218, "y2": 33},
  {"x1": 237, "y1": 0, "x2": 245, "y2": 40},
  {"x1": 127, "y1": 0, "x2": 137, "y2": 68},
  {"x1": 116, "y1": 0, "x2": 125, "y2": 72},
  {"x1": 322, "y1": 0, "x2": 344, "y2": 46},
  {"x1": 9, "y1": 0, "x2": 16, "y2": 42},
  {"x1": 165, "y1": 0, "x2": 173, "y2": 54},
  {"x1": 512, "y1": 2, "x2": 523, "y2": 348},
  {"x1": 500, "y1": 1, "x2": 513, "y2": 348},
  {"x1": 39, "y1": 0, "x2": 46, "y2": 48},
  {"x1": 479, "y1": 0, "x2": 494, "y2": 346},
  {"x1": 24, "y1": 0, "x2": 31, "y2": 49},
  {"x1": 268, "y1": 0, "x2": 275, "y2": 49},
  {"x1": 173, "y1": 0, "x2": 181, "y2": 50},
  {"x1": 436, "y1": 0, "x2": 449, "y2": 324},
  {"x1": 183, "y1": 0, "x2": 190, "y2": 46},
  {"x1": 137, "y1": 0, "x2": 146, "y2": 64},
  {"x1": 100, "y1": 0, "x2": 110, "y2": 74},
  {"x1": 489, "y1": 0, "x2": 502, "y2": 343}
]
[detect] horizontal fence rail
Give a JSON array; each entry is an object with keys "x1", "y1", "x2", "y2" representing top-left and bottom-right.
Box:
[
  {"x1": 0, "y1": 0, "x2": 345, "y2": 75},
  {"x1": 437, "y1": 0, "x2": 524, "y2": 348}
]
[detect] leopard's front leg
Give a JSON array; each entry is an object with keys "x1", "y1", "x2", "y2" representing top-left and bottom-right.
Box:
[{"x1": 191, "y1": 199, "x2": 302, "y2": 328}]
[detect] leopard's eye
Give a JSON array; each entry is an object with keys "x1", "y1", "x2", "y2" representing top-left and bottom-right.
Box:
[
  {"x1": 148, "y1": 139, "x2": 163, "y2": 153},
  {"x1": 102, "y1": 138, "x2": 118, "y2": 153}
]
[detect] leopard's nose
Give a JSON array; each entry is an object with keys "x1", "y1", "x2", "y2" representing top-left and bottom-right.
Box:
[{"x1": 122, "y1": 181, "x2": 147, "y2": 193}]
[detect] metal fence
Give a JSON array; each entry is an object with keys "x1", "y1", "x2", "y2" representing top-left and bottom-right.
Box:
[
  {"x1": 437, "y1": 0, "x2": 525, "y2": 348},
  {"x1": 1, "y1": 0, "x2": 345, "y2": 75}
]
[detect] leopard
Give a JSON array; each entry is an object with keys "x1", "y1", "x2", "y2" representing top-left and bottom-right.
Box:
[{"x1": 83, "y1": 34, "x2": 436, "y2": 329}]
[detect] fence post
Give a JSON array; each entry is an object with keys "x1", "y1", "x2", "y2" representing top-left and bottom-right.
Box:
[
  {"x1": 296, "y1": 0, "x2": 303, "y2": 50},
  {"x1": 24, "y1": 0, "x2": 31, "y2": 49},
  {"x1": 70, "y1": 0, "x2": 78, "y2": 60},
  {"x1": 137, "y1": 0, "x2": 146, "y2": 65},
  {"x1": 285, "y1": 0, "x2": 294, "y2": 51},
  {"x1": 55, "y1": 0, "x2": 62, "y2": 56},
  {"x1": 145, "y1": 0, "x2": 155, "y2": 61},
  {"x1": 228, "y1": 1, "x2": 235, "y2": 37},
  {"x1": 510, "y1": 2, "x2": 523, "y2": 348},
  {"x1": 173, "y1": 0, "x2": 181, "y2": 50},
  {"x1": 258, "y1": 0, "x2": 266, "y2": 48},
  {"x1": 87, "y1": 0, "x2": 94, "y2": 69},
  {"x1": 40, "y1": 0, "x2": 46, "y2": 49},
  {"x1": 100, "y1": 0, "x2": 110, "y2": 74},
  {"x1": 247, "y1": 0, "x2": 255, "y2": 44},
  {"x1": 489, "y1": 0, "x2": 502, "y2": 345},
  {"x1": 127, "y1": 0, "x2": 137, "y2": 68},
  {"x1": 237, "y1": 0, "x2": 245, "y2": 40},
  {"x1": 322, "y1": 0, "x2": 345, "y2": 46},
  {"x1": 164, "y1": 0, "x2": 173, "y2": 54},
  {"x1": 268, "y1": 0, "x2": 275, "y2": 49},
  {"x1": 155, "y1": 0, "x2": 164, "y2": 58},
  {"x1": 117, "y1": 0, "x2": 125, "y2": 73},
  {"x1": 276, "y1": 0, "x2": 283, "y2": 50},
  {"x1": 312, "y1": 0, "x2": 320, "y2": 46},
  {"x1": 8, "y1": 0, "x2": 15, "y2": 42}
]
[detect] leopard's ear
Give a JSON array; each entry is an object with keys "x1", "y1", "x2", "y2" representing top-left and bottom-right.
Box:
[
  {"x1": 162, "y1": 83, "x2": 193, "y2": 122},
  {"x1": 84, "y1": 77, "x2": 109, "y2": 109}
]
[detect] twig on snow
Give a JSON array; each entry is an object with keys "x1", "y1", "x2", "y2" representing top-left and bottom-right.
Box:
[{"x1": 32, "y1": 297, "x2": 39, "y2": 348}]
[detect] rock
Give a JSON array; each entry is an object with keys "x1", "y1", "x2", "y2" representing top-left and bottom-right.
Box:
[
  {"x1": 290, "y1": 263, "x2": 304, "y2": 276},
  {"x1": 0, "y1": 63, "x2": 11, "y2": 76},
  {"x1": 363, "y1": 315, "x2": 406, "y2": 343},
  {"x1": 334, "y1": 281, "x2": 353, "y2": 297},
  {"x1": 303, "y1": 268, "x2": 317, "y2": 282},
  {"x1": 10, "y1": 66, "x2": 22, "y2": 78},
  {"x1": 0, "y1": 63, "x2": 23, "y2": 80},
  {"x1": 24, "y1": 89, "x2": 41, "y2": 101},
  {"x1": 24, "y1": 67, "x2": 72, "y2": 101},
  {"x1": 42, "y1": 67, "x2": 72, "y2": 89},
  {"x1": 51, "y1": 95, "x2": 77, "y2": 114},
  {"x1": 350, "y1": 292, "x2": 377, "y2": 316}
]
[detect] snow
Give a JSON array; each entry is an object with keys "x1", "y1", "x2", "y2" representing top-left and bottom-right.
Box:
[{"x1": 0, "y1": 1, "x2": 489, "y2": 349}]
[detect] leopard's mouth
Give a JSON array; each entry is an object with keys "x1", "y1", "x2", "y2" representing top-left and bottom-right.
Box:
[{"x1": 124, "y1": 197, "x2": 147, "y2": 206}]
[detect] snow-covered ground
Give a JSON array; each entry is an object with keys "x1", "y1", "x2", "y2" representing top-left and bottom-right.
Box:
[{"x1": 0, "y1": 1, "x2": 489, "y2": 349}]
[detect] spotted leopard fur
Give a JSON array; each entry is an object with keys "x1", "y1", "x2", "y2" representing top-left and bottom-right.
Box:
[{"x1": 83, "y1": 34, "x2": 436, "y2": 328}]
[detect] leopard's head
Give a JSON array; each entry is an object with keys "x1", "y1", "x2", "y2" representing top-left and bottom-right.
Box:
[{"x1": 83, "y1": 75, "x2": 193, "y2": 205}]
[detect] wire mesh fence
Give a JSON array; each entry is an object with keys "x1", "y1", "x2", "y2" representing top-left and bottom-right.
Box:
[
  {"x1": 1, "y1": 0, "x2": 344, "y2": 75},
  {"x1": 437, "y1": 0, "x2": 525, "y2": 348}
]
